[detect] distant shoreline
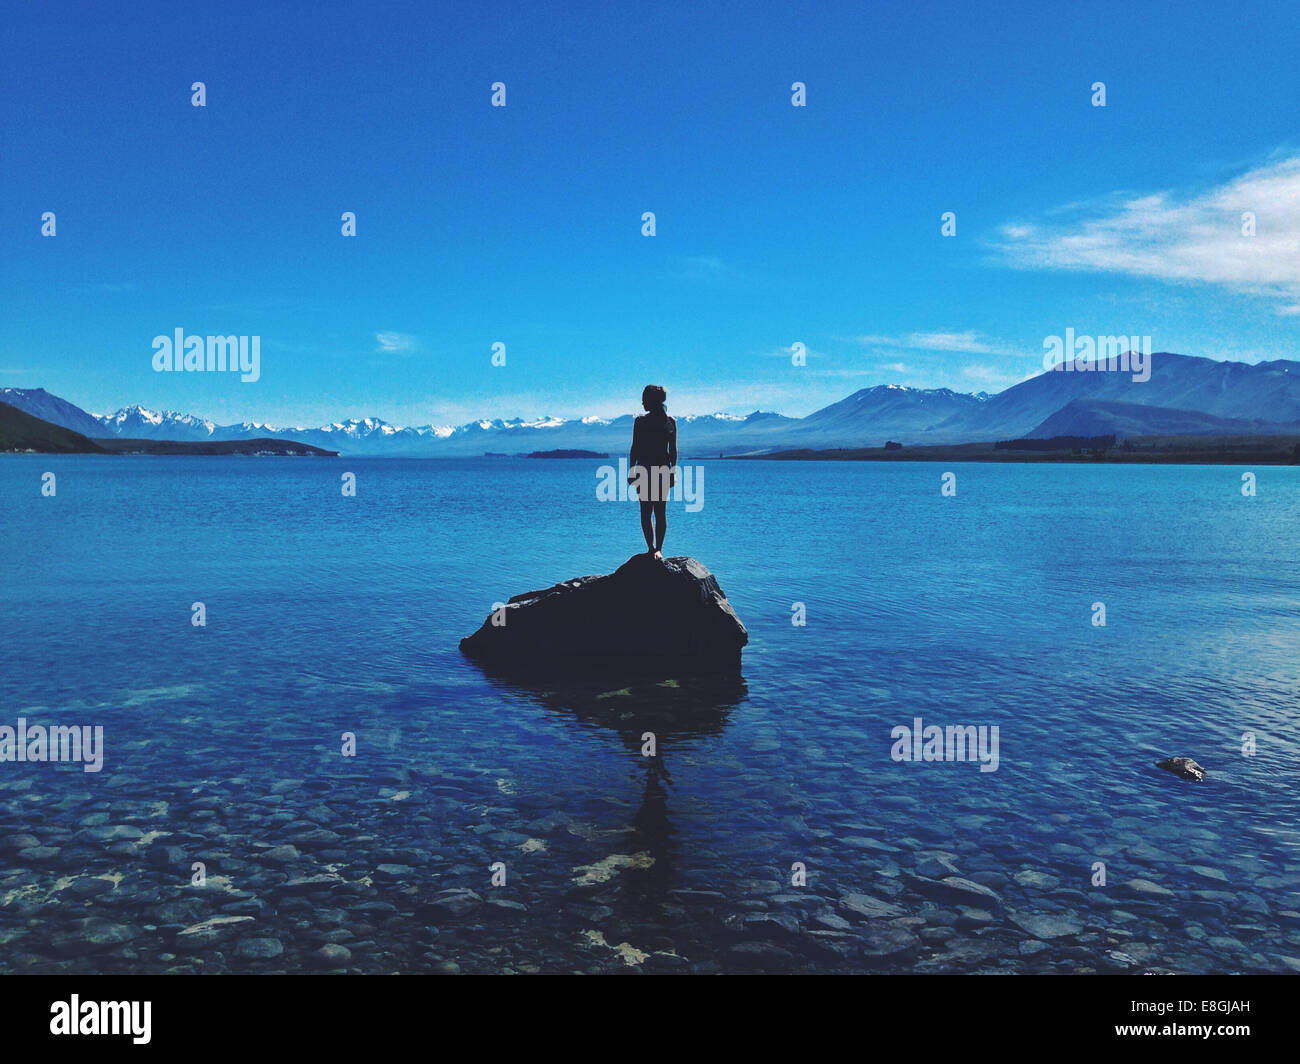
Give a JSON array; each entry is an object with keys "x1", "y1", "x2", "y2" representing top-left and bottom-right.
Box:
[{"x1": 729, "y1": 434, "x2": 1300, "y2": 466}]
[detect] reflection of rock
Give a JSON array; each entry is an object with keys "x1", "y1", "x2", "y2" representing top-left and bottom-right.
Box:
[
  {"x1": 477, "y1": 672, "x2": 746, "y2": 750},
  {"x1": 1155, "y1": 756, "x2": 1206, "y2": 782},
  {"x1": 460, "y1": 554, "x2": 747, "y2": 675},
  {"x1": 470, "y1": 670, "x2": 746, "y2": 901}
]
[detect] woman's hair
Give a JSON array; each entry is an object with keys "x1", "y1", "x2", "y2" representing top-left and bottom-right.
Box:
[{"x1": 642, "y1": 384, "x2": 667, "y2": 418}]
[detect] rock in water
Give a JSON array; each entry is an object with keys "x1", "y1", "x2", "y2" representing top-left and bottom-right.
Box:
[
  {"x1": 1156, "y1": 757, "x2": 1206, "y2": 782},
  {"x1": 460, "y1": 554, "x2": 748, "y2": 675}
]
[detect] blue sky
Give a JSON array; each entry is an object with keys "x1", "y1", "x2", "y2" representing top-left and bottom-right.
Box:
[{"x1": 3, "y1": 0, "x2": 1300, "y2": 427}]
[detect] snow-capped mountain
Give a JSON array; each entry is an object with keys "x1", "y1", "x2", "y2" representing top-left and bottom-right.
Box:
[
  {"x1": 93, "y1": 405, "x2": 219, "y2": 441},
  {"x1": 0, "y1": 394, "x2": 801, "y2": 455},
  {"x1": 794, "y1": 384, "x2": 991, "y2": 445},
  {"x1": 6, "y1": 354, "x2": 1297, "y2": 455},
  {"x1": 932, "y1": 352, "x2": 1300, "y2": 441}
]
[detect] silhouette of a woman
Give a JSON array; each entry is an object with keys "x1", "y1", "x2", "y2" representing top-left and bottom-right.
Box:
[{"x1": 628, "y1": 384, "x2": 677, "y2": 559}]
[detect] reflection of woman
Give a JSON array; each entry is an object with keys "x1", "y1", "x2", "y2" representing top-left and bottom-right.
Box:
[{"x1": 628, "y1": 384, "x2": 678, "y2": 559}]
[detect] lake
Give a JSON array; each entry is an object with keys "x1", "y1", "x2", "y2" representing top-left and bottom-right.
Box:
[{"x1": 1, "y1": 455, "x2": 1298, "y2": 972}]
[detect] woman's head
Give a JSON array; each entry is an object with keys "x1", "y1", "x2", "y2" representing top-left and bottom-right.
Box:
[{"x1": 641, "y1": 384, "x2": 667, "y2": 413}]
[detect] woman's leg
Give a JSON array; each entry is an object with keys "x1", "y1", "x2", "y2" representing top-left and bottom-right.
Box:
[
  {"x1": 653, "y1": 500, "x2": 667, "y2": 554},
  {"x1": 639, "y1": 500, "x2": 655, "y2": 552}
]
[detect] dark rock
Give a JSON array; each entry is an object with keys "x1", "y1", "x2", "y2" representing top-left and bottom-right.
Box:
[
  {"x1": 839, "y1": 893, "x2": 905, "y2": 921},
  {"x1": 16, "y1": 845, "x2": 60, "y2": 863},
  {"x1": 1156, "y1": 757, "x2": 1206, "y2": 782},
  {"x1": 460, "y1": 554, "x2": 747, "y2": 675},
  {"x1": 955, "y1": 907, "x2": 996, "y2": 930},
  {"x1": 257, "y1": 844, "x2": 302, "y2": 864},
  {"x1": 737, "y1": 912, "x2": 800, "y2": 937},
  {"x1": 49, "y1": 918, "x2": 135, "y2": 954},
  {"x1": 1009, "y1": 912, "x2": 1083, "y2": 939},
  {"x1": 235, "y1": 937, "x2": 284, "y2": 959},
  {"x1": 279, "y1": 874, "x2": 345, "y2": 893},
  {"x1": 859, "y1": 923, "x2": 921, "y2": 961},
  {"x1": 0, "y1": 833, "x2": 41, "y2": 853},
  {"x1": 905, "y1": 874, "x2": 1002, "y2": 908},
  {"x1": 916, "y1": 856, "x2": 962, "y2": 879},
  {"x1": 312, "y1": 943, "x2": 352, "y2": 967},
  {"x1": 811, "y1": 909, "x2": 852, "y2": 932},
  {"x1": 725, "y1": 941, "x2": 795, "y2": 971},
  {"x1": 421, "y1": 889, "x2": 483, "y2": 920}
]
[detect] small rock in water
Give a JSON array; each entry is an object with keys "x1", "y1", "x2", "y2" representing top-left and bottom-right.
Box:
[
  {"x1": 906, "y1": 874, "x2": 1002, "y2": 909},
  {"x1": 1156, "y1": 757, "x2": 1205, "y2": 782},
  {"x1": 0, "y1": 833, "x2": 41, "y2": 853},
  {"x1": 811, "y1": 909, "x2": 852, "y2": 932},
  {"x1": 422, "y1": 889, "x2": 483, "y2": 919},
  {"x1": 312, "y1": 943, "x2": 352, "y2": 967},
  {"x1": 235, "y1": 938, "x2": 285, "y2": 959},
  {"x1": 1009, "y1": 912, "x2": 1083, "y2": 940},
  {"x1": 176, "y1": 915, "x2": 256, "y2": 948},
  {"x1": 16, "y1": 845, "x2": 60, "y2": 863},
  {"x1": 859, "y1": 924, "x2": 921, "y2": 961},
  {"x1": 954, "y1": 908, "x2": 995, "y2": 930},
  {"x1": 726, "y1": 941, "x2": 794, "y2": 971},
  {"x1": 916, "y1": 855, "x2": 961, "y2": 879},
  {"x1": 1124, "y1": 878, "x2": 1176, "y2": 898},
  {"x1": 50, "y1": 918, "x2": 135, "y2": 953},
  {"x1": 1013, "y1": 869, "x2": 1061, "y2": 890},
  {"x1": 839, "y1": 893, "x2": 905, "y2": 921}
]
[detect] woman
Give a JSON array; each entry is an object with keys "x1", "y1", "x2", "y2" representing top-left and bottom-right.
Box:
[{"x1": 628, "y1": 384, "x2": 677, "y2": 560}]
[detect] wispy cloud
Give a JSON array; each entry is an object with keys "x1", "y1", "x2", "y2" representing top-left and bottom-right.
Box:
[
  {"x1": 668, "y1": 255, "x2": 739, "y2": 283},
  {"x1": 990, "y1": 156, "x2": 1300, "y2": 310},
  {"x1": 855, "y1": 331, "x2": 1026, "y2": 357},
  {"x1": 960, "y1": 364, "x2": 1036, "y2": 389},
  {"x1": 758, "y1": 342, "x2": 826, "y2": 361},
  {"x1": 77, "y1": 282, "x2": 137, "y2": 294},
  {"x1": 374, "y1": 331, "x2": 417, "y2": 353}
]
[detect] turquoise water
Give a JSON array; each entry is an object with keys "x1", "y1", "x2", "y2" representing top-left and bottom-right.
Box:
[{"x1": 1, "y1": 455, "x2": 1298, "y2": 972}]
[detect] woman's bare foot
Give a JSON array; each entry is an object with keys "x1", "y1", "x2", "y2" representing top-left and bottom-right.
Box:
[{"x1": 653, "y1": 550, "x2": 663, "y2": 561}]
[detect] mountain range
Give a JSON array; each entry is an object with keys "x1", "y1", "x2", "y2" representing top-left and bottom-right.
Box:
[{"x1": 5, "y1": 353, "x2": 1299, "y2": 456}]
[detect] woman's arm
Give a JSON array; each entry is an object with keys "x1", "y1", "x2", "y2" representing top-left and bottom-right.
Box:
[
  {"x1": 628, "y1": 417, "x2": 641, "y2": 479},
  {"x1": 668, "y1": 418, "x2": 678, "y2": 487}
]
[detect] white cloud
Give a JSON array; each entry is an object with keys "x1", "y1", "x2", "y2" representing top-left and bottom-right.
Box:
[
  {"x1": 374, "y1": 331, "x2": 417, "y2": 353},
  {"x1": 855, "y1": 331, "x2": 1025, "y2": 357},
  {"x1": 991, "y1": 156, "x2": 1300, "y2": 309},
  {"x1": 669, "y1": 255, "x2": 738, "y2": 283},
  {"x1": 960, "y1": 364, "x2": 1035, "y2": 388}
]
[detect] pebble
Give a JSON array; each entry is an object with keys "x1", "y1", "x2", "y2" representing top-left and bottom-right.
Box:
[
  {"x1": 312, "y1": 944, "x2": 352, "y2": 967},
  {"x1": 235, "y1": 938, "x2": 285, "y2": 959}
]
